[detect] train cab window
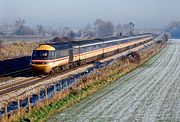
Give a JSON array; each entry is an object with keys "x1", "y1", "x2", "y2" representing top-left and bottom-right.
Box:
[
  {"x1": 40, "y1": 51, "x2": 48, "y2": 57},
  {"x1": 49, "y1": 51, "x2": 56, "y2": 59},
  {"x1": 32, "y1": 50, "x2": 48, "y2": 59},
  {"x1": 32, "y1": 51, "x2": 37, "y2": 58}
]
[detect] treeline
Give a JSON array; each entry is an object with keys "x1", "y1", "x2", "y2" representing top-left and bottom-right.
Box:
[
  {"x1": 0, "y1": 18, "x2": 135, "y2": 38},
  {"x1": 165, "y1": 21, "x2": 180, "y2": 38}
]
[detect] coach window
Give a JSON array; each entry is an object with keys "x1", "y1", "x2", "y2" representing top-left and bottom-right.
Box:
[
  {"x1": 87, "y1": 46, "x2": 91, "y2": 51},
  {"x1": 96, "y1": 44, "x2": 99, "y2": 49},
  {"x1": 51, "y1": 51, "x2": 56, "y2": 59},
  {"x1": 55, "y1": 51, "x2": 60, "y2": 58},
  {"x1": 80, "y1": 47, "x2": 86, "y2": 53},
  {"x1": 80, "y1": 47, "x2": 83, "y2": 53},
  {"x1": 100, "y1": 44, "x2": 103, "y2": 48},
  {"x1": 87, "y1": 46, "x2": 90, "y2": 52},
  {"x1": 106, "y1": 42, "x2": 112, "y2": 47},
  {"x1": 61, "y1": 50, "x2": 68, "y2": 57},
  {"x1": 92, "y1": 45, "x2": 96, "y2": 50},
  {"x1": 74, "y1": 48, "x2": 79, "y2": 54},
  {"x1": 117, "y1": 40, "x2": 120, "y2": 44}
]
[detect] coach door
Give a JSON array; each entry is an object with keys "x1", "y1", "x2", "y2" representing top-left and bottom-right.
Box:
[{"x1": 69, "y1": 49, "x2": 73, "y2": 62}]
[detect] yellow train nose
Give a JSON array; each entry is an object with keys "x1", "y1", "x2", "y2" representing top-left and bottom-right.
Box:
[{"x1": 30, "y1": 64, "x2": 52, "y2": 74}]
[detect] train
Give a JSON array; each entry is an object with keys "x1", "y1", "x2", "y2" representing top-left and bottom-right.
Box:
[{"x1": 30, "y1": 34, "x2": 153, "y2": 74}]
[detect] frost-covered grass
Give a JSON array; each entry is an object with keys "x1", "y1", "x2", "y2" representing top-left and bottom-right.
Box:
[{"x1": 47, "y1": 42, "x2": 180, "y2": 122}]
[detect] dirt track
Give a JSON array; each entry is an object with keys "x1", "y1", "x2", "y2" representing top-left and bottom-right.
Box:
[{"x1": 48, "y1": 40, "x2": 180, "y2": 122}]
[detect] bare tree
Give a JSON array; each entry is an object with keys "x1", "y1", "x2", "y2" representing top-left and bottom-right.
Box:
[
  {"x1": 94, "y1": 19, "x2": 114, "y2": 37},
  {"x1": 36, "y1": 25, "x2": 45, "y2": 36},
  {"x1": 51, "y1": 30, "x2": 58, "y2": 36},
  {"x1": 76, "y1": 28, "x2": 83, "y2": 37},
  {"x1": 14, "y1": 18, "x2": 35, "y2": 35},
  {"x1": 114, "y1": 24, "x2": 122, "y2": 37},
  {"x1": 0, "y1": 23, "x2": 14, "y2": 35},
  {"x1": 122, "y1": 22, "x2": 135, "y2": 36},
  {"x1": 62, "y1": 26, "x2": 72, "y2": 37},
  {"x1": 82, "y1": 23, "x2": 95, "y2": 38},
  {"x1": 15, "y1": 18, "x2": 25, "y2": 29},
  {"x1": 165, "y1": 21, "x2": 180, "y2": 38},
  {"x1": 68, "y1": 30, "x2": 75, "y2": 38},
  {"x1": 129, "y1": 22, "x2": 135, "y2": 36}
]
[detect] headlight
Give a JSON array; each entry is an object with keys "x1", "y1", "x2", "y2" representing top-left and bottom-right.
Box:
[
  {"x1": 43, "y1": 62, "x2": 49, "y2": 64},
  {"x1": 30, "y1": 61, "x2": 49, "y2": 65},
  {"x1": 30, "y1": 61, "x2": 35, "y2": 64}
]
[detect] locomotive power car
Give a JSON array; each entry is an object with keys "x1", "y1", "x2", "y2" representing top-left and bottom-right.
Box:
[{"x1": 30, "y1": 34, "x2": 153, "y2": 74}]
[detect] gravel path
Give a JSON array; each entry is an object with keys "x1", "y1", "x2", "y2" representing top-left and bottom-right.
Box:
[{"x1": 48, "y1": 41, "x2": 180, "y2": 122}]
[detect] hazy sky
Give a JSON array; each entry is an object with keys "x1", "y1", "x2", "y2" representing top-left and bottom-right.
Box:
[{"x1": 0, "y1": 0, "x2": 180, "y2": 28}]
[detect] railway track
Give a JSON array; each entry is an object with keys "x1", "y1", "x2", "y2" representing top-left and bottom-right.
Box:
[
  {"x1": 0, "y1": 68, "x2": 32, "y2": 82},
  {"x1": 0, "y1": 68, "x2": 31, "y2": 77},
  {"x1": 0, "y1": 77, "x2": 45, "y2": 95}
]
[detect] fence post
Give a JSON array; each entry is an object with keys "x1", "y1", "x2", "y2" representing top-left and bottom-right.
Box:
[
  {"x1": 54, "y1": 84, "x2": 56, "y2": 95},
  {"x1": 38, "y1": 90, "x2": 40, "y2": 107},
  {"x1": 53, "y1": 84, "x2": 57, "y2": 101},
  {"x1": 17, "y1": 96, "x2": 20, "y2": 115},
  {"x1": 28, "y1": 95, "x2": 31, "y2": 112},
  {"x1": 4, "y1": 102, "x2": 8, "y2": 120},
  {"x1": 74, "y1": 79, "x2": 76, "y2": 90},
  {"x1": 45, "y1": 87, "x2": 48, "y2": 104},
  {"x1": 84, "y1": 77, "x2": 87, "y2": 87},
  {"x1": 59, "y1": 83, "x2": 62, "y2": 99},
  {"x1": 66, "y1": 80, "x2": 69, "y2": 93}
]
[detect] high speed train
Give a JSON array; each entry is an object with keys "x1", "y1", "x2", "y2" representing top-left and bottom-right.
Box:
[{"x1": 30, "y1": 34, "x2": 153, "y2": 74}]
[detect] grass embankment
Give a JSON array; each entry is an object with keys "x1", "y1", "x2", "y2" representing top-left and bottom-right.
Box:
[
  {"x1": 0, "y1": 42, "x2": 40, "y2": 60},
  {"x1": 14, "y1": 44, "x2": 166, "y2": 122}
]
